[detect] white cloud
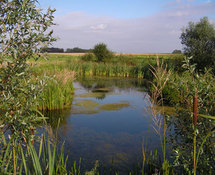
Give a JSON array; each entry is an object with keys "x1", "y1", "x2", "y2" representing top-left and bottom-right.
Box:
[
  {"x1": 52, "y1": 2, "x2": 215, "y2": 53},
  {"x1": 90, "y1": 24, "x2": 107, "y2": 30}
]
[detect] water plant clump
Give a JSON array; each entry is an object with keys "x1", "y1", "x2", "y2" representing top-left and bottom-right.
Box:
[{"x1": 38, "y1": 70, "x2": 75, "y2": 111}]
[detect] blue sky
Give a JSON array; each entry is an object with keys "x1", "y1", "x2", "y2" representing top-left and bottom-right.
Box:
[{"x1": 38, "y1": 0, "x2": 215, "y2": 53}]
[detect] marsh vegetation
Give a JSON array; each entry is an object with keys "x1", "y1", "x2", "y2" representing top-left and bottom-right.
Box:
[{"x1": 0, "y1": 0, "x2": 215, "y2": 174}]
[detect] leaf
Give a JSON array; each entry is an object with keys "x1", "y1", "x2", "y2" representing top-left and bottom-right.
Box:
[{"x1": 198, "y1": 114, "x2": 215, "y2": 120}]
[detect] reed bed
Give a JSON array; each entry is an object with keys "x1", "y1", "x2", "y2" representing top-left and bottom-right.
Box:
[
  {"x1": 31, "y1": 53, "x2": 183, "y2": 110},
  {"x1": 34, "y1": 68, "x2": 75, "y2": 111}
]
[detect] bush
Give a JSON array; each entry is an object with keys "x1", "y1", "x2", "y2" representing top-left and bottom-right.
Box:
[
  {"x1": 93, "y1": 43, "x2": 114, "y2": 62},
  {"x1": 81, "y1": 53, "x2": 96, "y2": 61},
  {"x1": 172, "y1": 49, "x2": 182, "y2": 54},
  {"x1": 180, "y1": 17, "x2": 215, "y2": 71}
]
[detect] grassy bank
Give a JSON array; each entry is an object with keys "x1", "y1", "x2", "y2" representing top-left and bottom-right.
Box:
[
  {"x1": 32, "y1": 53, "x2": 183, "y2": 79},
  {"x1": 30, "y1": 53, "x2": 183, "y2": 110}
]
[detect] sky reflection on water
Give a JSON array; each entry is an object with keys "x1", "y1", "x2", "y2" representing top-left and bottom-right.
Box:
[{"x1": 46, "y1": 77, "x2": 162, "y2": 172}]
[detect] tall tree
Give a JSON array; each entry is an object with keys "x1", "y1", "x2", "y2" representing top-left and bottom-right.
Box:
[{"x1": 180, "y1": 17, "x2": 215, "y2": 71}]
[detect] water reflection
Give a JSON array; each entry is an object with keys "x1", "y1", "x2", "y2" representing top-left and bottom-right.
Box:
[
  {"x1": 46, "y1": 77, "x2": 161, "y2": 173},
  {"x1": 44, "y1": 109, "x2": 71, "y2": 129}
]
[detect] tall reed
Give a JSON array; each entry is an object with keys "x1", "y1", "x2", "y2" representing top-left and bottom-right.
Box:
[
  {"x1": 146, "y1": 56, "x2": 172, "y2": 174},
  {"x1": 38, "y1": 70, "x2": 75, "y2": 111}
]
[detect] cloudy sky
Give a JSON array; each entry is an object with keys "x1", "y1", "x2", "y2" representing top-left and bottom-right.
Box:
[{"x1": 38, "y1": 0, "x2": 215, "y2": 53}]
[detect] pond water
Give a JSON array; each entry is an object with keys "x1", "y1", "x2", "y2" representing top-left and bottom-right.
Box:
[{"x1": 45, "y1": 77, "x2": 167, "y2": 173}]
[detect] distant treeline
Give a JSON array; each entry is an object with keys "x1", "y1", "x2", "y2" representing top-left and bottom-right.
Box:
[{"x1": 42, "y1": 47, "x2": 92, "y2": 53}]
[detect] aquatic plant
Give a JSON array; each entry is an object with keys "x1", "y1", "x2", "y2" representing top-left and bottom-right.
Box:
[
  {"x1": 0, "y1": 133, "x2": 82, "y2": 175},
  {"x1": 38, "y1": 70, "x2": 75, "y2": 111},
  {"x1": 146, "y1": 56, "x2": 172, "y2": 174}
]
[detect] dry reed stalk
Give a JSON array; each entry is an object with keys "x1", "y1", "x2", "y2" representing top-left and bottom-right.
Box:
[
  {"x1": 55, "y1": 69, "x2": 76, "y2": 84},
  {"x1": 149, "y1": 56, "x2": 171, "y2": 105},
  {"x1": 147, "y1": 56, "x2": 171, "y2": 163}
]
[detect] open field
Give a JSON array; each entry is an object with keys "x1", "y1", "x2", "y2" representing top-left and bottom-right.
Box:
[{"x1": 47, "y1": 52, "x2": 180, "y2": 56}]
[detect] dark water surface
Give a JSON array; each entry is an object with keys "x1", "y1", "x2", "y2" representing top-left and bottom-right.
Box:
[{"x1": 45, "y1": 77, "x2": 164, "y2": 173}]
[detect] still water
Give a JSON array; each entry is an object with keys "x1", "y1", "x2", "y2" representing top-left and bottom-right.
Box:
[{"x1": 46, "y1": 77, "x2": 165, "y2": 173}]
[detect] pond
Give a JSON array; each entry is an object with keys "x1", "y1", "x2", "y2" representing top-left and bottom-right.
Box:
[{"x1": 45, "y1": 77, "x2": 168, "y2": 173}]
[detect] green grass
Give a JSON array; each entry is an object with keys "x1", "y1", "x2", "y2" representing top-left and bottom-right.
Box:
[
  {"x1": 38, "y1": 77, "x2": 74, "y2": 111},
  {"x1": 29, "y1": 53, "x2": 184, "y2": 111},
  {"x1": 32, "y1": 64, "x2": 75, "y2": 111},
  {"x1": 32, "y1": 53, "x2": 184, "y2": 80}
]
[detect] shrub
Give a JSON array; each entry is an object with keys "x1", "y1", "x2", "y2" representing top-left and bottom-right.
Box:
[
  {"x1": 172, "y1": 49, "x2": 182, "y2": 54},
  {"x1": 93, "y1": 43, "x2": 114, "y2": 62},
  {"x1": 0, "y1": 0, "x2": 55, "y2": 142},
  {"x1": 180, "y1": 17, "x2": 215, "y2": 71},
  {"x1": 81, "y1": 53, "x2": 96, "y2": 61}
]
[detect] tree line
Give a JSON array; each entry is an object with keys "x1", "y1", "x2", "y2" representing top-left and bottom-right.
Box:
[{"x1": 42, "y1": 47, "x2": 92, "y2": 53}]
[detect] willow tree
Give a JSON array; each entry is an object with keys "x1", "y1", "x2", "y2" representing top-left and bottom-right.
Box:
[
  {"x1": 0, "y1": 0, "x2": 56, "y2": 142},
  {"x1": 181, "y1": 17, "x2": 215, "y2": 71}
]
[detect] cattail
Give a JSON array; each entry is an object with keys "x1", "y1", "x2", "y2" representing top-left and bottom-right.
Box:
[{"x1": 30, "y1": 127, "x2": 34, "y2": 144}]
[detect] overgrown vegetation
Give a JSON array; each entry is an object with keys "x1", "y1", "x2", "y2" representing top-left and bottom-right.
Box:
[
  {"x1": 92, "y1": 43, "x2": 114, "y2": 62},
  {"x1": 1, "y1": 0, "x2": 214, "y2": 173},
  {"x1": 38, "y1": 70, "x2": 75, "y2": 111},
  {"x1": 181, "y1": 17, "x2": 215, "y2": 72},
  {"x1": 0, "y1": 0, "x2": 55, "y2": 143},
  {"x1": 0, "y1": 1, "x2": 75, "y2": 174}
]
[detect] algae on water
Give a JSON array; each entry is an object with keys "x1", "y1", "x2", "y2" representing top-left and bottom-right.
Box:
[
  {"x1": 99, "y1": 101, "x2": 130, "y2": 111},
  {"x1": 71, "y1": 100, "x2": 100, "y2": 114},
  {"x1": 71, "y1": 99, "x2": 130, "y2": 114}
]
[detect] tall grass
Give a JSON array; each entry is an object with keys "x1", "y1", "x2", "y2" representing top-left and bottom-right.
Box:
[
  {"x1": 146, "y1": 56, "x2": 172, "y2": 174},
  {"x1": 148, "y1": 57, "x2": 215, "y2": 174},
  {"x1": 0, "y1": 133, "x2": 81, "y2": 175},
  {"x1": 32, "y1": 54, "x2": 183, "y2": 80},
  {"x1": 38, "y1": 70, "x2": 75, "y2": 111}
]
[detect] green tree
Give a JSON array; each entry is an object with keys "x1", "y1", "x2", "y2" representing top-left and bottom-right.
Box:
[
  {"x1": 93, "y1": 43, "x2": 113, "y2": 62},
  {"x1": 180, "y1": 17, "x2": 215, "y2": 71},
  {"x1": 172, "y1": 49, "x2": 182, "y2": 54},
  {"x1": 0, "y1": 0, "x2": 56, "y2": 142}
]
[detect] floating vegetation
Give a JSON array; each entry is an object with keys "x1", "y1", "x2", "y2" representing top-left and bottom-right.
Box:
[
  {"x1": 76, "y1": 92, "x2": 107, "y2": 98},
  {"x1": 99, "y1": 102, "x2": 130, "y2": 111},
  {"x1": 71, "y1": 100, "x2": 100, "y2": 114},
  {"x1": 71, "y1": 99, "x2": 130, "y2": 114},
  {"x1": 76, "y1": 92, "x2": 120, "y2": 100},
  {"x1": 92, "y1": 88, "x2": 112, "y2": 93},
  {"x1": 75, "y1": 100, "x2": 100, "y2": 108}
]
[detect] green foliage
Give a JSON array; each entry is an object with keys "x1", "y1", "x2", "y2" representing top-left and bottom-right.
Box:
[
  {"x1": 172, "y1": 49, "x2": 182, "y2": 54},
  {"x1": 93, "y1": 43, "x2": 114, "y2": 62},
  {"x1": 81, "y1": 53, "x2": 96, "y2": 61},
  {"x1": 66, "y1": 47, "x2": 91, "y2": 53},
  {"x1": 164, "y1": 55, "x2": 184, "y2": 73},
  {"x1": 42, "y1": 47, "x2": 64, "y2": 53},
  {"x1": 0, "y1": 0, "x2": 55, "y2": 140},
  {"x1": 180, "y1": 17, "x2": 215, "y2": 71},
  {"x1": 0, "y1": 134, "x2": 78, "y2": 175},
  {"x1": 164, "y1": 57, "x2": 215, "y2": 174},
  {"x1": 38, "y1": 75, "x2": 74, "y2": 111}
]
